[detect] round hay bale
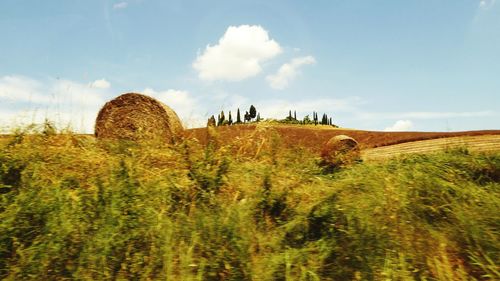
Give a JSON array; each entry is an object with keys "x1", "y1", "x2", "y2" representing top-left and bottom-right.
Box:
[
  {"x1": 95, "y1": 93, "x2": 183, "y2": 143},
  {"x1": 320, "y1": 135, "x2": 360, "y2": 168}
]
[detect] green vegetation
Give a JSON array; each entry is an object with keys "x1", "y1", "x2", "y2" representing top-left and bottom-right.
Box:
[{"x1": 0, "y1": 126, "x2": 499, "y2": 280}]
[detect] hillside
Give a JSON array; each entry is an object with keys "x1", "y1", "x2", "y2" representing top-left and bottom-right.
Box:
[
  {"x1": 186, "y1": 123, "x2": 500, "y2": 150},
  {"x1": 0, "y1": 128, "x2": 499, "y2": 280}
]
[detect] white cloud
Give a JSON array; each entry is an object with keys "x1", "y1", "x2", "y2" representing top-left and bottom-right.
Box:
[
  {"x1": 0, "y1": 75, "x2": 109, "y2": 133},
  {"x1": 113, "y1": 2, "x2": 128, "y2": 9},
  {"x1": 0, "y1": 75, "x2": 49, "y2": 103},
  {"x1": 193, "y1": 25, "x2": 282, "y2": 81},
  {"x1": 266, "y1": 56, "x2": 316, "y2": 90},
  {"x1": 51, "y1": 79, "x2": 106, "y2": 108},
  {"x1": 90, "y1": 78, "x2": 111, "y2": 89},
  {"x1": 142, "y1": 88, "x2": 205, "y2": 128},
  {"x1": 384, "y1": 120, "x2": 413, "y2": 132}
]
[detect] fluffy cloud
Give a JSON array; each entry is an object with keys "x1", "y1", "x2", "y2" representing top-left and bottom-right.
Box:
[
  {"x1": 0, "y1": 75, "x2": 108, "y2": 133},
  {"x1": 0, "y1": 75, "x2": 48, "y2": 103},
  {"x1": 0, "y1": 75, "x2": 210, "y2": 131},
  {"x1": 52, "y1": 79, "x2": 107, "y2": 108},
  {"x1": 90, "y1": 78, "x2": 111, "y2": 89},
  {"x1": 142, "y1": 88, "x2": 204, "y2": 128},
  {"x1": 193, "y1": 25, "x2": 282, "y2": 81},
  {"x1": 113, "y1": 2, "x2": 128, "y2": 9},
  {"x1": 384, "y1": 120, "x2": 413, "y2": 131},
  {"x1": 266, "y1": 56, "x2": 316, "y2": 90}
]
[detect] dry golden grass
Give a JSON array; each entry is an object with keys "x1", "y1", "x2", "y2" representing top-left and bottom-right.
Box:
[
  {"x1": 320, "y1": 135, "x2": 360, "y2": 167},
  {"x1": 362, "y1": 135, "x2": 500, "y2": 161},
  {"x1": 0, "y1": 126, "x2": 499, "y2": 280}
]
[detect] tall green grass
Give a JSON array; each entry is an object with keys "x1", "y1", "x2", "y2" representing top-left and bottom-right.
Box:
[{"x1": 0, "y1": 126, "x2": 498, "y2": 280}]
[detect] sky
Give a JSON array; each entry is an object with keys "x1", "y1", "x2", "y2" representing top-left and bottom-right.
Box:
[{"x1": 0, "y1": 0, "x2": 499, "y2": 133}]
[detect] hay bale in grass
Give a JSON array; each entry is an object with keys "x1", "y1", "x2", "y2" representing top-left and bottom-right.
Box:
[
  {"x1": 320, "y1": 135, "x2": 360, "y2": 168},
  {"x1": 95, "y1": 93, "x2": 183, "y2": 143}
]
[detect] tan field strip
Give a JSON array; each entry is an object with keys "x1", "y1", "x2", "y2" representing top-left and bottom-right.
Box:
[{"x1": 362, "y1": 135, "x2": 500, "y2": 161}]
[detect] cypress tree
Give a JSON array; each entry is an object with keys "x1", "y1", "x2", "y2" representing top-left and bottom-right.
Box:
[
  {"x1": 236, "y1": 108, "x2": 241, "y2": 123},
  {"x1": 228, "y1": 111, "x2": 233, "y2": 125},
  {"x1": 294, "y1": 110, "x2": 297, "y2": 120},
  {"x1": 220, "y1": 110, "x2": 225, "y2": 125},
  {"x1": 249, "y1": 105, "x2": 257, "y2": 119}
]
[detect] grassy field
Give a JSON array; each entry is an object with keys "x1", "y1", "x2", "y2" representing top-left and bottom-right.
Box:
[{"x1": 0, "y1": 125, "x2": 499, "y2": 280}]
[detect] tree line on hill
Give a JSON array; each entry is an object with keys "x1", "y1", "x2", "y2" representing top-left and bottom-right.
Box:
[
  {"x1": 207, "y1": 105, "x2": 261, "y2": 127},
  {"x1": 283, "y1": 110, "x2": 335, "y2": 126},
  {"x1": 207, "y1": 105, "x2": 337, "y2": 127}
]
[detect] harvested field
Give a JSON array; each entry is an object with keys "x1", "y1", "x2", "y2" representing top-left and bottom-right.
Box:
[
  {"x1": 186, "y1": 124, "x2": 500, "y2": 151},
  {"x1": 2, "y1": 122, "x2": 499, "y2": 158},
  {"x1": 362, "y1": 134, "x2": 500, "y2": 161}
]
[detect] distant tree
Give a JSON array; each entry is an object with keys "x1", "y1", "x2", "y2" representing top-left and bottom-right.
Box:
[
  {"x1": 249, "y1": 105, "x2": 257, "y2": 120},
  {"x1": 329, "y1": 117, "x2": 333, "y2": 126},
  {"x1": 256, "y1": 113, "x2": 261, "y2": 122},
  {"x1": 236, "y1": 108, "x2": 242, "y2": 124},
  {"x1": 294, "y1": 110, "x2": 297, "y2": 120},
  {"x1": 303, "y1": 115, "x2": 311, "y2": 124},
  {"x1": 220, "y1": 110, "x2": 225, "y2": 124},
  {"x1": 207, "y1": 115, "x2": 216, "y2": 127},
  {"x1": 216, "y1": 111, "x2": 228, "y2": 126},
  {"x1": 228, "y1": 111, "x2": 233, "y2": 125},
  {"x1": 244, "y1": 111, "x2": 251, "y2": 123},
  {"x1": 289, "y1": 110, "x2": 292, "y2": 119}
]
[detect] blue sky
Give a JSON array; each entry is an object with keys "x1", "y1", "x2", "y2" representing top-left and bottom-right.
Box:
[{"x1": 1, "y1": 0, "x2": 499, "y2": 132}]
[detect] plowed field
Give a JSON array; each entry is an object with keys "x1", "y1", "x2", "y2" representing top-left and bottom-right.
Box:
[{"x1": 186, "y1": 124, "x2": 500, "y2": 152}]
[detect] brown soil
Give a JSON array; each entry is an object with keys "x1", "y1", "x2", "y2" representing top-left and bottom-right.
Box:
[{"x1": 185, "y1": 124, "x2": 500, "y2": 152}]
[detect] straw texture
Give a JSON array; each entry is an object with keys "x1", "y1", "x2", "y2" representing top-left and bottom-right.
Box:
[
  {"x1": 320, "y1": 135, "x2": 360, "y2": 166},
  {"x1": 95, "y1": 93, "x2": 183, "y2": 143}
]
